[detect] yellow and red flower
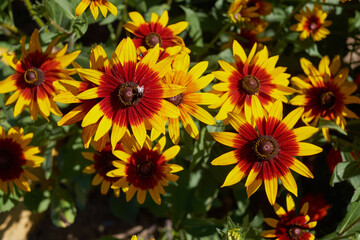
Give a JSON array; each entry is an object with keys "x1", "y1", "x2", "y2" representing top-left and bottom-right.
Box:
[
  {"x1": 75, "y1": 0, "x2": 118, "y2": 20},
  {"x1": 54, "y1": 45, "x2": 110, "y2": 151},
  {"x1": 211, "y1": 100, "x2": 322, "y2": 205},
  {"x1": 300, "y1": 193, "x2": 330, "y2": 222},
  {"x1": 289, "y1": 55, "x2": 360, "y2": 140},
  {"x1": 289, "y1": 3, "x2": 332, "y2": 41},
  {"x1": 227, "y1": 0, "x2": 259, "y2": 23},
  {"x1": 161, "y1": 53, "x2": 219, "y2": 144},
  {"x1": 0, "y1": 29, "x2": 80, "y2": 120},
  {"x1": 82, "y1": 142, "x2": 124, "y2": 197},
  {"x1": 210, "y1": 40, "x2": 294, "y2": 124},
  {"x1": 0, "y1": 127, "x2": 44, "y2": 194},
  {"x1": 107, "y1": 135, "x2": 183, "y2": 205},
  {"x1": 123, "y1": 11, "x2": 189, "y2": 53},
  {"x1": 262, "y1": 194, "x2": 317, "y2": 240},
  {"x1": 74, "y1": 38, "x2": 184, "y2": 149}
]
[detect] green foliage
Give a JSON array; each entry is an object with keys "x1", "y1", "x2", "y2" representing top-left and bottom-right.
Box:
[{"x1": 1, "y1": 0, "x2": 360, "y2": 239}]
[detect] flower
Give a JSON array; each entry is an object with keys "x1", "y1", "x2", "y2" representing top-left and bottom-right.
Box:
[
  {"x1": 300, "y1": 193, "x2": 330, "y2": 221},
  {"x1": 74, "y1": 38, "x2": 185, "y2": 149},
  {"x1": 326, "y1": 148, "x2": 342, "y2": 173},
  {"x1": 262, "y1": 194, "x2": 317, "y2": 240},
  {"x1": 82, "y1": 142, "x2": 127, "y2": 196},
  {"x1": 75, "y1": 0, "x2": 118, "y2": 20},
  {"x1": 289, "y1": 4, "x2": 332, "y2": 41},
  {"x1": 210, "y1": 40, "x2": 294, "y2": 124},
  {"x1": 54, "y1": 45, "x2": 110, "y2": 151},
  {"x1": 107, "y1": 134, "x2": 183, "y2": 205},
  {"x1": 247, "y1": 0, "x2": 273, "y2": 16},
  {"x1": 289, "y1": 55, "x2": 360, "y2": 140},
  {"x1": 210, "y1": 100, "x2": 322, "y2": 205},
  {"x1": 161, "y1": 53, "x2": 219, "y2": 144},
  {"x1": 123, "y1": 11, "x2": 189, "y2": 52},
  {"x1": 0, "y1": 29, "x2": 80, "y2": 120},
  {"x1": 227, "y1": 0, "x2": 259, "y2": 23},
  {"x1": 0, "y1": 126, "x2": 44, "y2": 194}
]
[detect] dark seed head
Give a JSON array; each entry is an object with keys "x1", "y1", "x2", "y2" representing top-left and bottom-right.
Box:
[
  {"x1": 118, "y1": 82, "x2": 142, "y2": 107},
  {"x1": 24, "y1": 68, "x2": 44, "y2": 86},
  {"x1": 144, "y1": 33, "x2": 162, "y2": 48},
  {"x1": 240, "y1": 75, "x2": 260, "y2": 95},
  {"x1": 165, "y1": 93, "x2": 183, "y2": 106},
  {"x1": 320, "y1": 91, "x2": 336, "y2": 110},
  {"x1": 253, "y1": 136, "x2": 279, "y2": 161},
  {"x1": 288, "y1": 226, "x2": 303, "y2": 239},
  {"x1": 137, "y1": 161, "x2": 154, "y2": 177}
]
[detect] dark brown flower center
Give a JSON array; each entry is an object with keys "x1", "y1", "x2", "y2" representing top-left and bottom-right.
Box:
[
  {"x1": 165, "y1": 93, "x2": 183, "y2": 106},
  {"x1": 0, "y1": 152, "x2": 10, "y2": 166},
  {"x1": 137, "y1": 161, "x2": 154, "y2": 177},
  {"x1": 309, "y1": 22, "x2": 318, "y2": 31},
  {"x1": 253, "y1": 136, "x2": 279, "y2": 161},
  {"x1": 320, "y1": 91, "x2": 336, "y2": 110},
  {"x1": 24, "y1": 68, "x2": 44, "y2": 86},
  {"x1": 288, "y1": 226, "x2": 303, "y2": 239},
  {"x1": 144, "y1": 33, "x2": 162, "y2": 48},
  {"x1": 240, "y1": 75, "x2": 260, "y2": 95},
  {"x1": 118, "y1": 82, "x2": 143, "y2": 107}
]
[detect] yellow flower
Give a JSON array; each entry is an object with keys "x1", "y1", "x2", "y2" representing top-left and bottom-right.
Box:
[
  {"x1": 0, "y1": 127, "x2": 44, "y2": 194},
  {"x1": 227, "y1": 0, "x2": 259, "y2": 23},
  {"x1": 211, "y1": 100, "x2": 322, "y2": 205},
  {"x1": 290, "y1": 4, "x2": 332, "y2": 41},
  {"x1": 210, "y1": 40, "x2": 294, "y2": 125},
  {"x1": 290, "y1": 55, "x2": 360, "y2": 140},
  {"x1": 75, "y1": 0, "x2": 118, "y2": 20},
  {"x1": 160, "y1": 53, "x2": 219, "y2": 144},
  {"x1": 123, "y1": 11, "x2": 189, "y2": 53},
  {"x1": 107, "y1": 134, "x2": 183, "y2": 205},
  {"x1": 262, "y1": 194, "x2": 317, "y2": 240},
  {"x1": 0, "y1": 29, "x2": 80, "y2": 120}
]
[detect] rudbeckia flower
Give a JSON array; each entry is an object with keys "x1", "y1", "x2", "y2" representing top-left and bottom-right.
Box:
[
  {"x1": 210, "y1": 41, "x2": 294, "y2": 124},
  {"x1": 289, "y1": 3, "x2": 332, "y2": 41},
  {"x1": 299, "y1": 193, "x2": 330, "y2": 222},
  {"x1": 82, "y1": 142, "x2": 124, "y2": 197},
  {"x1": 0, "y1": 127, "x2": 44, "y2": 194},
  {"x1": 54, "y1": 45, "x2": 110, "y2": 151},
  {"x1": 74, "y1": 38, "x2": 185, "y2": 149},
  {"x1": 0, "y1": 29, "x2": 80, "y2": 120},
  {"x1": 211, "y1": 100, "x2": 322, "y2": 205},
  {"x1": 247, "y1": 0, "x2": 273, "y2": 16},
  {"x1": 160, "y1": 53, "x2": 219, "y2": 144},
  {"x1": 107, "y1": 134, "x2": 183, "y2": 205},
  {"x1": 75, "y1": 0, "x2": 118, "y2": 20},
  {"x1": 262, "y1": 194, "x2": 317, "y2": 240},
  {"x1": 289, "y1": 55, "x2": 360, "y2": 140},
  {"x1": 227, "y1": 0, "x2": 259, "y2": 23},
  {"x1": 123, "y1": 11, "x2": 189, "y2": 52}
]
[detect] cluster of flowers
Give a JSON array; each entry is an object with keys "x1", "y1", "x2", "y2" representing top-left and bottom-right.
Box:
[{"x1": 0, "y1": 0, "x2": 359, "y2": 239}]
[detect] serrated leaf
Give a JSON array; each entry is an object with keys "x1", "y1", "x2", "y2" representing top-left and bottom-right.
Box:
[
  {"x1": 337, "y1": 202, "x2": 360, "y2": 236},
  {"x1": 318, "y1": 118, "x2": 347, "y2": 136},
  {"x1": 50, "y1": 187, "x2": 77, "y2": 228},
  {"x1": 52, "y1": 0, "x2": 74, "y2": 19},
  {"x1": 24, "y1": 189, "x2": 51, "y2": 213},
  {"x1": 180, "y1": 5, "x2": 203, "y2": 47}
]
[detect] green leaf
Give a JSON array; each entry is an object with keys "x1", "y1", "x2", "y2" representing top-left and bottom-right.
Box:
[
  {"x1": 50, "y1": 186, "x2": 77, "y2": 228},
  {"x1": 337, "y1": 202, "x2": 360, "y2": 236},
  {"x1": 181, "y1": 218, "x2": 222, "y2": 237},
  {"x1": 318, "y1": 118, "x2": 347, "y2": 136},
  {"x1": 351, "y1": 187, "x2": 360, "y2": 202},
  {"x1": 24, "y1": 189, "x2": 51, "y2": 213},
  {"x1": 0, "y1": 189, "x2": 21, "y2": 213},
  {"x1": 180, "y1": 5, "x2": 203, "y2": 47},
  {"x1": 109, "y1": 194, "x2": 139, "y2": 223},
  {"x1": 331, "y1": 162, "x2": 360, "y2": 188},
  {"x1": 52, "y1": 0, "x2": 75, "y2": 19}
]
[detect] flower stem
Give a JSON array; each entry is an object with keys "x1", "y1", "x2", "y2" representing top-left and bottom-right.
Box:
[{"x1": 22, "y1": 0, "x2": 49, "y2": 33}]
